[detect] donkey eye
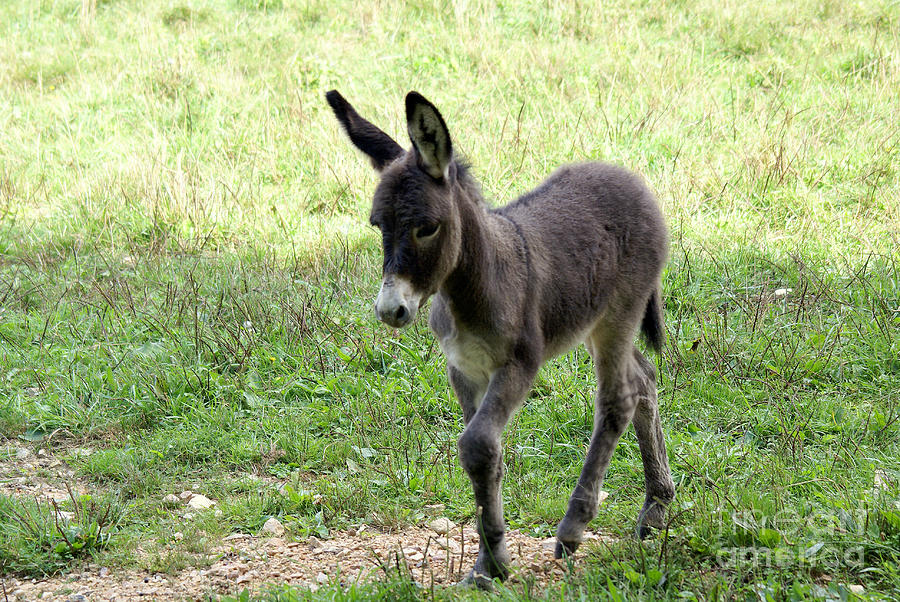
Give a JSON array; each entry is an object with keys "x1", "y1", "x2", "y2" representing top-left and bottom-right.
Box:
[{"x1": 415, "y1": 223, "x2": 440, "y2": 239}]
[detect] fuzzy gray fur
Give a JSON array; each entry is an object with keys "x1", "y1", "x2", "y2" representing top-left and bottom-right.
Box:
[{"x1": 327, "y1": 90, "x2": 675, "y2": 588}]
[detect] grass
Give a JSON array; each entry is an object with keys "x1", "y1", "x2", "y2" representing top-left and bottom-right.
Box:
[{"x1": 1, "y1": 0, "x2": 899, "y2": 599}]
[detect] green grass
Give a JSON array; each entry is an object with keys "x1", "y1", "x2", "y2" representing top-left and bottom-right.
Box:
[{"x1": 1, "y1": 0, "x2": 899, "y2": 599}]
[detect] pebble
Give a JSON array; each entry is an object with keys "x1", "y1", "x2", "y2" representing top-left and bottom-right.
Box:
[
  {"x1": 178, "y1": 490, "x2": 193, "y2": 501},
  {"x1": 173, "y1": 532, "x2": 184, "y2": 542},
  {"x1": 316, "y1": 572, "x2": 329, "y2": 584},
  {"x1": 162, "y1": 494, "x2": 180, "y2": 507},
  {"x1": 428, "y1": 517, "x2": 453, "y2": 535},
  {"x1": 186, "y1": 494, "x2": 215, "y2": 509},
  {"x1": 261, "y1": 517, "x2": 285, "y2": 537},
  {"x1": 849, "y1": 584, "x2": 865, "y2": 595}
]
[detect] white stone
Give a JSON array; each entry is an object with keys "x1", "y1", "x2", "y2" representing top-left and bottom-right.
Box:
[
  {"x1": 261, "y1": 517, "x2": 285, "y2": 537},
  {"x1": 316, "y1": 572, "x2": 329, "y2": 584},
  {"x1": 428, "y1": 517, "x2": 453, "y2": 535},
  {"x1": 774, "y1": 288, "x2": 793, "y2": 298},
  {"x1": 849, "y1": 584, "x2": 864, "y2": 594},
  {"x1": 173, "y1": 532, "x2": 184, "y2": 541},
  {"x1": 186, "y1": 494, "x2": 215, "y2": 509},
  {"x1": 162, "y1": 494, "x2": 180, "y2": 507}
]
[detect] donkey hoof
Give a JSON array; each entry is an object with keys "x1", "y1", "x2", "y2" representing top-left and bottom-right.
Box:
[
  {"x1": 636, "y1": 500, "x2": 669, "y2": 539},
  {"x1": 458, "y1": 569, "x2": 495, "y2": 591},
  {"x1": 635, "y1": 523, "x2": 653, "y2": 540},
  {"x1": 554, "y1": 538, "x2": 580, "y2": 559}
]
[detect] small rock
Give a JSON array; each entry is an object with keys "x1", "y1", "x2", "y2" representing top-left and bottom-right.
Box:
[
  {"x1": 428, "y1": 517, "x2": 454, "y2": 535},
  {"x1": 186, "y1": 494, "x2": 215, "y2": 509},
  {"x1": 178, "y1": 490, "x2": 193, "y2": 501},
  {"x1": 55, "y1": 510, "x2": 75, "y2": 522},
  {"x1": 68, "y1": 595, "x2": 87, "y2": 602},
  {"x1": 236, "y1": 573, "x2": 253, "y2": 584},
  {"x1": 162, "y1": 494, "x2": 180, "y2": 507},
  {"x1": 223, "y1": 533, "x2": 252, "y2": 542},
  {"x1": 15, "y1": 447, "x2": 31, "y2": 460},
  {"x1": 774, "y1": 288, "x2": 793, "y2": 298},
  {"x1": 308, "y1": 536, "x2": 324, "y2": 549},
  {"x1": 316, "y1": 572, "x2": 329, "y2": 584},
  {"x1": 541, "y1": 537, "x2": 558, "y2": 551},
  {"x1": 98, "y1": 567, "x2": 109, "y2": 578},
  {"x1": 37, "y1": 449, "x2": 48, "y2": 457},
  {"x1": 849, "y1": 584, "x2": 864, "y2": 595},
  {"x1": 261, "y1": 517, "x2": 285, "y2": 537},
  {"x1": 173, "y1": 531, "x2": 184, "y2": 541}
]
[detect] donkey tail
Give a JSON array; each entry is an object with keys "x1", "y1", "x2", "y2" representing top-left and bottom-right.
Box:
[{"x1": 641, "y1": 287, "x2": 665, "y2": 353}]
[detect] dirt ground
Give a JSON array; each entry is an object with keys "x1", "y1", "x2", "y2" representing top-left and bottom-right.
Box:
[
  {"x1": 1, "y1": 445, "x2": 614, "y2": 601},
  {"x1": 2, "y1": 526, "x2": 616, "y2": 600}
]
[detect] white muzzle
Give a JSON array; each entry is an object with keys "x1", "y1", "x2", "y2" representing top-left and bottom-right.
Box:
[{"x1": 374, "y1": 275, "x2": 421, "y2": 328}]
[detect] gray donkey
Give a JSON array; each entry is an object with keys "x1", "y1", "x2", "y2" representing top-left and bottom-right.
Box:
[{"x1": 326, "y1": 90, "x2": 675, "y2": 587}]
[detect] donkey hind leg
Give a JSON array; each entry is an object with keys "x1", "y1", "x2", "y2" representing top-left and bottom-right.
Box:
[
  {"x1": 554, "y1": 328, "x2": 646, "y2": 558},
  {"x1": 631, "y1": 349, "x2": 675, "y2": 538},
  {"x1": 457, "y1": 362, "x2": 536, "y2": 589}
]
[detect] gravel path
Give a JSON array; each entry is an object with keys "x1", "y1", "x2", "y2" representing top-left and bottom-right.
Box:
[
  {"x1": 2, "y1": 525, "x2": 615, "y2": 600},
  {"x1": 1, "y1": 445, "x2": 614, "y2": 600}
]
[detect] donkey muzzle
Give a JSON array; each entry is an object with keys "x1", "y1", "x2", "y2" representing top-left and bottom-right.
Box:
[{"x1": 375, "y1": 275, "x2": 421, "y2": 328}]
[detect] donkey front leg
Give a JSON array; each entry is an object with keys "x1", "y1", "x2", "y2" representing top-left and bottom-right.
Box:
[
  {"x1": 457, "y1": 361, "x2": 536, "y2": 588},
  {"x1": 449, "y1": 365, "x2": 487, "y2": 425}
]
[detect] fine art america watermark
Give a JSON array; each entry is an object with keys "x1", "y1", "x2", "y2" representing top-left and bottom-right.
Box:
[{"x1": 711, "y1": 505, "x2": 874, "y2": 570}]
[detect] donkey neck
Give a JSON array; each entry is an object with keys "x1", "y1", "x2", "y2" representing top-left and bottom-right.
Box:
[{"x1": 440, "y1": 184, "x2": 523, "y2": 332}]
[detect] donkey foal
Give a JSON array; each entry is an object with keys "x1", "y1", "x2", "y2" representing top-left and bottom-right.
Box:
[{"x1": 327, "y1": 90, "x2": 675, "y2": 588}]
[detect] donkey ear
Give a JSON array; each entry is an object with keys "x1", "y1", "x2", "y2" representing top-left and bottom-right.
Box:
[
  {"x1": 326, "y1": 90, "x2": 404, "y2": 172},
  {"x1": 405, "y1": 92, "x2": 453, "y2": 180}
]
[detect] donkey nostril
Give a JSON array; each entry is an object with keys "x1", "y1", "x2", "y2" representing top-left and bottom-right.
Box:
[{"x1": 394, "y1": 305, "x2": 408, "y2": 322}]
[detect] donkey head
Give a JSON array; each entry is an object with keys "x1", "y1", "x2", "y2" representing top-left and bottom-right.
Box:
[{"x1": 326, "y1": 90, "x2": 463, "y2": 328}]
